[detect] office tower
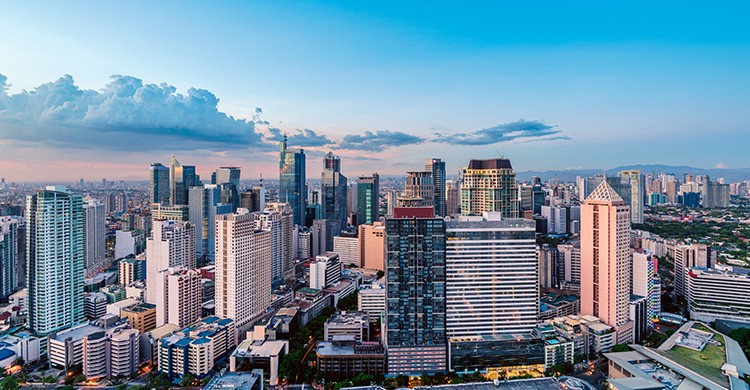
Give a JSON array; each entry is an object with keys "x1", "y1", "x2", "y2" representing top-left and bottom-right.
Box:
[
  {"x1": 310, "y1": 252, "x2": 342, "y2": 289},
  {"x1": 0, "y1": 217, "x2": 19, "y2": 299},
  {"x1": 321, "y1": 152, "x2": 348, "y2": 232},
  {"x1": 215, "y1": 210, "x2": 272, "y2": 331},
  {"x1": 357, "y1": 174, "x2": 380, "y2": 225},
  {"x1": 254, "y1": 204, "x2": 293, "y2": 287},
  {"x1": 620, "y1": 170, "x2": 645, "y2": 224},
  {"x1": 460, "y1": 159, "x2": 520, "y2": 218},
  {"x1": 400, "y1": 171, "x2": 433, "y2": 207},
  {"x1": 632, "y1": 250, "x2": 657, "y2": 331},
  {"x1": 426, "y1": 158, "x2": 446, "y2": 217},
  {"x1": 279, "y1": 135, "x2": 307, "y2": 226},
  {"x1": 170, "y1": 155, "x2": 187, "y2": 205},
  {"x1": 165, "y1": 268, "x2": 202, "y2": 327},
  {"x1": 558, "y1": 244, "x2": 581, "y2": 287},
  {"x1": 541, "y1": 205, "x2": 567, "y2": 234},
  {"x1": 189, "y1": 185, "x2": 233, "y2": 262},
  {"x1": 580, "y1": 181, "x2": 634, "y2": 344},
  {"x1": 445, "y1": 180, "x2": 460, "y2": 215},
  {"x1": 358, "y1": 222, "x2": 385, "y2": 270},
  {"x1": 26, "y1": 186, "x2": 85, "y2": 335},
  {"x1": 145, "y1": 220, "x2": 196, "y2": 326},
  {"x1": 215, "y1": 167, "x2": 240, "y2": 188},
  {"x1": 240, "y1": 185, "x2": 266, "y2": 213},
  {"x1": 83, "y1": 199, "x2": 106, "y2": 274},
  {"x1": 385, "y1": 207, "x2": 447, "y2": 375},
  {"x1": 149, "y1": 163, "x2": 171, "y2": 204},
  {"x1": 311, "y1": 219, "x2": 340, "y2": 257},
  {"x1": 446, "y1": 214, "x2": 537, "y2": 338}
]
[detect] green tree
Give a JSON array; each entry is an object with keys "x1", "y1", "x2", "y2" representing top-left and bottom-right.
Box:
[{"x1": 0, "y1": 376, "x2": 19, "y2": 390}]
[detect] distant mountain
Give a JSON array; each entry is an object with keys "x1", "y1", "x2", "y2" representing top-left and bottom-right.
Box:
[{"x1": 517, "y1": 164, "x2": 750, "y2": 182}]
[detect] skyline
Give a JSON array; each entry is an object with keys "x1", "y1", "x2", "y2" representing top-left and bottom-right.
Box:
[{"x1": 1, "y1": 1, "x2": 749, "y2": 181}]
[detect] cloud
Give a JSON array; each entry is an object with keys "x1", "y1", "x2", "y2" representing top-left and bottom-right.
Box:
[
  {"x1": 266, "y1": 127, "x2": 333, "y2": 147},
  {"x1": 0, "y1": 74, "x2": 266, "y2": 151},
  {"x1": 336, "y1": 130, "x2": 425, "y2": 152},
  {"x1": 433, "y1": 119, "x2": 564, "y2": 145}
]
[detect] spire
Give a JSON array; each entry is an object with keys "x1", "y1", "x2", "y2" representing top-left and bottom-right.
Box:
[{"x1": 585, "y1": 180, "x2": 624, "y2": 204}]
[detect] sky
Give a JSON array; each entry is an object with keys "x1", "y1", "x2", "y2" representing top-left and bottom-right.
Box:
[{"x1": 1, "y1": 1, "x2": 749, "y2": 182}]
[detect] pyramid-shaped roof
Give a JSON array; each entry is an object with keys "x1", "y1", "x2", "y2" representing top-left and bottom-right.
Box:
[{"x1": 585, "y1": 180, "x2": 625, "y2": 204}]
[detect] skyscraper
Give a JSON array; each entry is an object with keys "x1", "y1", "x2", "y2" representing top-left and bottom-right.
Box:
[
  {"x1": 83, "y1": 198, "x2": 106, "y2": 275},
  {"x1": 145, "y1": 220, "x2": 196, "y2": 326},
  {"x1": 385, "y1": 207, "x2": 447, "y2": 375},
  {"x1": 188, "y1": 185, "x2": 233, "y2": 262},
  {"x1": 279, "y1": 135, "x2": 307, "y2": 226},
  {"x1": 445, "y1": 214, "x2": 537, "y2": 338},
  {"x1": 215, "y1": 210, "x2": 272, "y2": 331},
  {"x1": 580, "y1": 181, "x2": 634, "y2": 344},
  {"x1": 620, "y1": 170, "x2": 645, "y2": 224},
  {"x1": 26, "y1": 186, "x2": 85, "y2": 335},
  {"x1": 321, "y1": 152, "x2": 348, "y2": 232},
  {"x1": 357, "y1": 174, "x2": 380, "y2": 225},
  {"x1": 460, "y1": 159, "x2": 519, "y2": 218},
  {"x1": 0, "y1": 216, "x2": 19, "y2": 299},
  {"x1": 149, "y1": 163, "x2": 170, "y2": 204},
  {"x1": 426, "y1": 158, "x2": 446, "y2": 217}
]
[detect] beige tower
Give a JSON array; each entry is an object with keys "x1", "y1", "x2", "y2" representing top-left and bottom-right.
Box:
[
  {"x1": 215, "y1": 210, "x2": 272, "y2": 333},
  {"x1": 581, "y1": 180, "x2": 634, "y2": 344}
]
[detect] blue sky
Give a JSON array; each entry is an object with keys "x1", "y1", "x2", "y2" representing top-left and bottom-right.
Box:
[{"x1": 0, "y1": 1, "x2": 748, "y2": 181}]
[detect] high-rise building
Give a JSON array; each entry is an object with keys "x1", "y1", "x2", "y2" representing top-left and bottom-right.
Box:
[
  {"x1": 321, "y1": 152, "x2": 348, "y2": 232},
  {"x1": 145, "y1": 220, "x2": 196, "y2": 326},
  {"x1": 399, "y1": 171, "x2": 433, "y2": 208},
  {"x1": 620, "y1": 170, "x2": 645, "y2": 224},
  {"x1": 215, "y1": 210, "x2": 272, "y2": 331},
  {"x1": 460, "y1": 159, "x2": 519, "y2": 218},
  {"x1": 149, "y1": 163, "x2": 171, "y2": 204},
  {"x1": 445, "y1": 180, "x2": 460, "y2": 216},
  {"x1": 580, "y1": 181, "x2": 634, "y2": 344},
  {"x1": 189, "y1": 185, "x2": 233, "y2": 262},
  {"x1": 279, "y1": 135, "x2": 307, "y2": 226},
  {"x1": 426, "y1": 159, "x2": 446, "y2": 217},
  {"x1": 632, "y1": 250, "x2": 658, "y2": 331},
  {"x1": 358, "y1": 222, "x2": 385, "y2": 270},
  {"x1": 385, "y1": 207, "x2": 447, "y2": 375},
  {"x1": 254, "y1": 204, "x2": 294, "y2": 287},
  {"x1": 26, "y1": 186, "x2": 85, "y2": 335},
  {"x1": 0, "y1": 216, "x2": 19, "y2": 299},
  {"x1": 446, "y1": 215, "x2": 538, "y2": 338},
  {"x1": 83, "y1": 199, "x2": 106, "y2": 274},
  {"x1": 357, "y1": 174, "x2": 380, "y2": 225}
]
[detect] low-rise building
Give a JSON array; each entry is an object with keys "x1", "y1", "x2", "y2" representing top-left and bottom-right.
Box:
[{"x1": 158, "y1": 316, "x2": 236, "y2": 380}]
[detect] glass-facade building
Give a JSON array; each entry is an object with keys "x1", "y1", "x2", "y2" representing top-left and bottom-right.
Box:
[
  {"x1": 26, "y1": 187, "x2": 85, "y2": 335},
  {"x1": 356, "y1": 174, "x2": 379, "y2": 225},
  {"x1": 279, "y1": 136, "x2": 307, "y2": 226},
  {"x1": 385, "y1": 209, "x2": 446, "y2": 374}
]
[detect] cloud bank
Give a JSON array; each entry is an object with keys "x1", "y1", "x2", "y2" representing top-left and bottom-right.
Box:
[
  {"x1": 433, "y1": 120, "x2": 565, "y2": 145},
  {"x1": 0, "y1": 74, "x2": 265, "y2": 151}
]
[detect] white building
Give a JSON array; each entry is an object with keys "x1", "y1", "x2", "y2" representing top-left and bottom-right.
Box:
[
  {"x1": 541, "y1": 205, "x2": 567, "y2": 234},
  {"x1": 445, "y1": 213, "x2": 538, "y2": 338},
  {"x1": 145, "y1": 220, "x2": 196, "y2": 326},
  {"x1": 333, "y1": 234, "x2": 359, "y2": 266},
  {"x1": 83, "y1": 199, "x2": 106, "y2": 275},
  {"x1": 216, "y1": 210, "x2": 272, "y2": 332},
  {"x1": 310, "y1": 252, "x2": 341, "y2": 290}
]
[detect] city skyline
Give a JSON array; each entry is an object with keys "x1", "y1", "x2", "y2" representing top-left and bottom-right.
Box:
[{"x1": 1, "y1": 2, "x2": 750, "y2": 181}]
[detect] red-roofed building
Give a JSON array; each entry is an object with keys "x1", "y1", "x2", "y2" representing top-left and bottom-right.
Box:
[{"x1": 392, "y1": 207, "x2": 435, "y2": 219}]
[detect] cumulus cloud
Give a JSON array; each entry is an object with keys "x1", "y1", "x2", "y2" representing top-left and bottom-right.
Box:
[
  {"x1": 433, "y1": 119, "x2": 564, "y2": 145},
  {"x1": 336, "y1": 130, "x2": 425, "y2": 152},
  {"x1": 266, "y1": 127, "x2": 334, "y2": 147},
  {"x1": 0, "y1": 74, "x2": 266, "y2": 151}
]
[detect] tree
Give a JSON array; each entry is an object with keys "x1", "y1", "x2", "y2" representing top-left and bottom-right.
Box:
[{"x1": 0, "y1": 376, "x2": 19, "y2": 390}]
